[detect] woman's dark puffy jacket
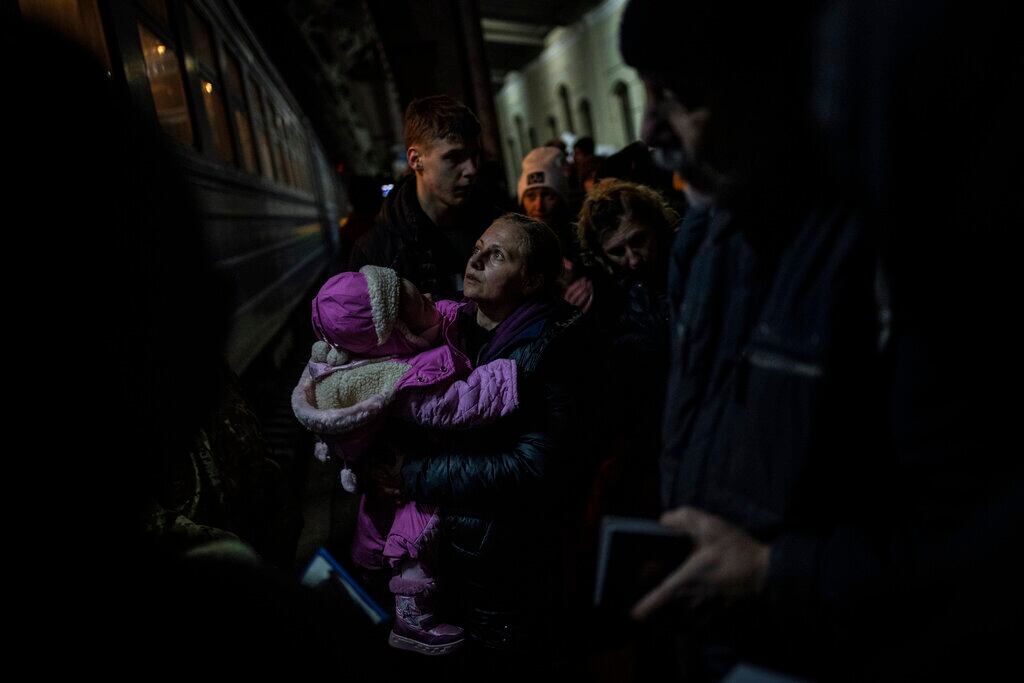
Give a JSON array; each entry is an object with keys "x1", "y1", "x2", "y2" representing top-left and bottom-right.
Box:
[{"x1": 393, "y1": 299, "x2": 596, "y2": 655}]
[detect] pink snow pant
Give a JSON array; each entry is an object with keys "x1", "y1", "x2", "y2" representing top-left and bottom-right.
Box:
[{"x1": 350, "y1": 494, "x2": 442, "y2": 595}]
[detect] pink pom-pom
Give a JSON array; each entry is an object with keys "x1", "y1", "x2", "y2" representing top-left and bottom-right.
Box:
[
  {"x1": 314, "y1": 441, "x2": 331, "y2": 463},
  {"x1": 340, "y1": 468, "x2": 358, "y2": 493}
]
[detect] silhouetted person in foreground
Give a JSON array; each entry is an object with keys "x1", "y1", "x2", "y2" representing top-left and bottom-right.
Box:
[{"x1": 620, "y1": 0, "x2": 1022, "y2": 680}]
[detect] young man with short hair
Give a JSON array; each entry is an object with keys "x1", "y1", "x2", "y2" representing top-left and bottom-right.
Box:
[{"x1": 350, "y1": 95, "x2": 498, "y2": 299}]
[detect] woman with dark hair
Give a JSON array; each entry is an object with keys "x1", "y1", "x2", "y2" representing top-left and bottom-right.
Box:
[
  {"x1": 575, "y1": 179, "x2": 675, "y2": 382},
  {"x1": 575, "y1": 179, "x2": 678, "y2": 530},
  {"x1": 577, "y1": 178, "x2": 677, "y2": 284},
  {"x1": 371, "y1": 212, "x2": 596, "y2": 665}
]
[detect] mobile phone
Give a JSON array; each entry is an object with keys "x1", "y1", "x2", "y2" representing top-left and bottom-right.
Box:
[{"x1": 593, "y1": 516, "x2": 694, "y2": 613}]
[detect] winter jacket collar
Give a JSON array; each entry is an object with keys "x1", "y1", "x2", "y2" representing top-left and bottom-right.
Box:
[
  {"x1": 380, "y1": 173, "x2": 430, "y2": 243},
  {"x1": 459, "y1": 297, "x2": 581, "y2": 369}
]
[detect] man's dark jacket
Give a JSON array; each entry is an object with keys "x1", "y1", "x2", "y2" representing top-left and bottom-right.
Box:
[{"x1": 662, "y1": 203, "x2": 895, "y2": 676}]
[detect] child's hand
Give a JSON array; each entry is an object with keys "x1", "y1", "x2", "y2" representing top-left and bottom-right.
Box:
[{"x1": 311, "y1": 340, "x2": 331, "y2": 362}]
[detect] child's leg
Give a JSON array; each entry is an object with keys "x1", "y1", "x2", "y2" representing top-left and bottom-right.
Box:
[
  {"x1": 384, "y1": 502, "x2": 463, "y2": 655},
  {"x1": 349, "y1": 494, "x2": 395, "y2": 573},
  {"x1": 382, "y1": 501, "x2": 442, "y2": 572}
]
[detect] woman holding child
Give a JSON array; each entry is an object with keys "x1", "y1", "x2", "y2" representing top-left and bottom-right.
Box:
[
  {"x1": 388, "y1": 212, "x2": 593, "y2": 659},
  {"x1": 297, "y1": 213, "x2": 595, "y2": 664}
]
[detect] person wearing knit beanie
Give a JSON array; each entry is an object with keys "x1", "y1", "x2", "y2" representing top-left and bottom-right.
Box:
[
  {"x1": 516, "y1": 145, "x2": 583, "y2": 283},
  {"x1": 517, "y1": 146, "x2": 570, "y2": 228}
]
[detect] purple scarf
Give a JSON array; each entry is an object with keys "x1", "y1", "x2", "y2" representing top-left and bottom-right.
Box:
[{"x1": 473, "y1": 297, "x2": 559, "y2": 365}]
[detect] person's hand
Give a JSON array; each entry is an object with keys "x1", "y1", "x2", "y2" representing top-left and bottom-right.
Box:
[
  {"x1": 630, "y1": 507, "x2": 771, "y2": 622},
  {"x1": 564, "y1": 276, "x2": 594, "y2": 313}
]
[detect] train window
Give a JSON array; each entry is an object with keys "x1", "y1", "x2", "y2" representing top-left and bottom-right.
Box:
[
  {"x1": 283, "y1": 123, "x2": 298, "y2": 188},
  {"x1": 290, "y1": 125, "x2": 303, "y2": 190},
  {"x1": 248, "y1": 80, "x2": 275, "y2": 181},
  {"x1": 18, "y1": 0, "x2": 111, "y2": 72},
  {"x1": 201, "y1": 79, "x2": 235, "y2": 165},
  {"x1": 305, "y1": 151, "x2": 316, "y2": 193},
  {"x1": 222, "y1": 46, "x2": 243, "y2": 96},
  {"x1": 303, "y1": 135, "x2": 313, "y2": 189},
  {"x1": 295, "y1": 130, "x2": 309, "y2": 192},
  {"x1": 280, "y1": 117, "x2": 292, "y2": 187},
  {"x1": 184, "y1": 3, "x2": 235, "y2": 166},
  {"x1": 184, "y1": 4, "x2": 216, "y2": 73},
  {"x1": 282, "y1": 124, "x2": 295, "y2": 187},
  {"x1": 294, "y1": 152, "x2": 306, "y2": 191},
  {"x1": 233, "y1": 109, "x2": 258, "y2": 174},
  {"x1": 137, "y1": 23, "x2": 193, "y2": 146},
  {"x1": 269, "y1": 103, "x2": 288, "y2": 185},
  {"x1": 296, "y1": 142, "x2": 312, "y2": 193},
  {"x1": 224, "y1": 51, "x2": 257, "y2": 174}
]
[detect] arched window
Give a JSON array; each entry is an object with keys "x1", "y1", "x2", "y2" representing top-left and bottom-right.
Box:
[
  {"x1": 558, "y1": 84, "x2": 575, "y2": 134},
  {"x1": 579, "y1": 98, "x2": 594, "y2": 138},
  {"x1": 186, "y1": 3, "x2": 237, "y2": 166},
  {"x1": 507, "y1": 137, "x2": 520, "y2": 168},
  {"x1": 613, "y1": 81, "x2": 636, "y2": 143},
  {"x1": 546, "y1": 115, "x2": 558, "y2": 141},
  {"x1": 506, "y1": 136, "x2": 520, "y2": 186},
  {"x1": 528, "y1": 126, "x2": 538, "y2": 149},
  {"x1": 514, "y1": 114, "x2": 528, "y2": 158}
]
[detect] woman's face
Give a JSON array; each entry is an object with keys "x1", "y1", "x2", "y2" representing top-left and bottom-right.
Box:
[
  {"x1": 464, "y1": 220, "x2": 535, "y2": 308},
  {"x1": 522, "y1": 188, "x2": 563, "y2": 224},
  {"x1": 599, "y1": 217, "x2": 659, "y2": 276}
]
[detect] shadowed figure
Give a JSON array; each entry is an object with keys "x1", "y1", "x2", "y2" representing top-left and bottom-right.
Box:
[{"x1": 9, "y1": 22, "x2": 383, "y2": 677}]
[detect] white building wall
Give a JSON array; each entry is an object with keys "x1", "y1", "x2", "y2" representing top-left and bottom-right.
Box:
[{"x1": 495, "y1": 0, "x2": 644, "y2": 193}]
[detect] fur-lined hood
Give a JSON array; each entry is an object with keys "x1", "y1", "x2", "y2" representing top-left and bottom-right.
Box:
[
  {"x1": 312, "y1": 265, "x2": 434, "y2": 357},
  {"x1": 308, "y1": 266, "x2": 477, "y2": 397}
]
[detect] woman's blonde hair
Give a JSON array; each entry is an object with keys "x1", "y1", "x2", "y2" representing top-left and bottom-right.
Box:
[
  {"x1": 496, "y1": 212, "x2": 563, "y2": 297},
  {"x1": 576, "y1": 178, "x2": 678, "y2": 256}
]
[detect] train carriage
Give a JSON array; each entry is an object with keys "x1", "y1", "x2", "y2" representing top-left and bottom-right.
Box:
[{"x1": 16, "y1": 0, "x2": 341, "y2": 373}]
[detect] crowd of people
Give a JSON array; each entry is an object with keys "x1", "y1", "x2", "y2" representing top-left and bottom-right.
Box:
[
  {"x1": 310, "y1": 1, "x2": 1021, "y2": 680},
  {"x1": 16, "y1": 0, "x2": 1019, "y2": 680}
]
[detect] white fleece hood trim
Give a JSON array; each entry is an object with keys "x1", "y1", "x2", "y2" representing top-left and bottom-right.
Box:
[{"x1": 359, "y1": 265, "x2": 399, "y2": 346}]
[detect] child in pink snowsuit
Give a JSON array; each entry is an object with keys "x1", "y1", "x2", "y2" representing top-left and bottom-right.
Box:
[{"x1": 292, "y1": 265, "x2": 519, "y2": 656}]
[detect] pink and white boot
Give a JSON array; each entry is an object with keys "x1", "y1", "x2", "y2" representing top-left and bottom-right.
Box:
[{"x1": 387, "y1": 560, "x2": 464, "y2": 656}]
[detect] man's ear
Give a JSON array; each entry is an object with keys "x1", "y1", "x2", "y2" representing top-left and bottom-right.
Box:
[{"x1": 407, "y1": 147, "x2": 422, "y2": 173}]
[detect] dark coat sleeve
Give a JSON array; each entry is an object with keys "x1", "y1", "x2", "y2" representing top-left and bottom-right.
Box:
[
  {"x1": 761, "y1": 324, "x2": 1024, "y2": 672},
  {"x1": 396, "y1": 307, "x2": 600, "y2": 512},
  {"x1": 398, "y1": 370, "x2": 575, "y2": 510}
]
